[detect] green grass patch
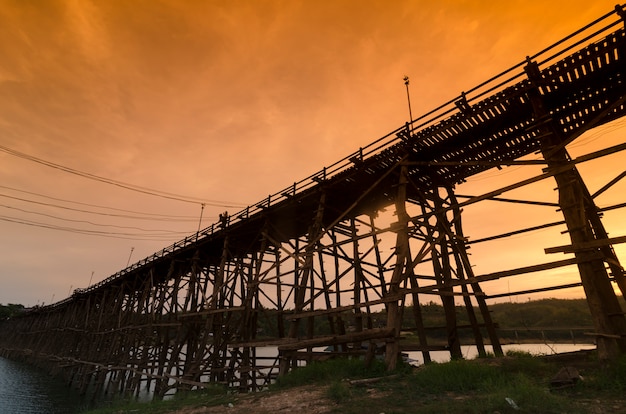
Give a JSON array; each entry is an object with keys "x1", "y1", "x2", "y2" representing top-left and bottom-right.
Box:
[
  {"x1": 273, "y1": 357, "x2": 391, "y2": 389},
  {"x1": 324, "y1": 353, "x2": 590, "y2": 414},
  {"x1": 82, "y1": 384, "x2": 234, "y2": 414},
  {"x1": 327, "y1": 380, "x2": 352, "y2": 403},
  {"x1": 410, "y1": 359, "x2": 507, "y2": 393},
  {"x1": 573, "y1": 354, "x2": 626, "y2": 393}
]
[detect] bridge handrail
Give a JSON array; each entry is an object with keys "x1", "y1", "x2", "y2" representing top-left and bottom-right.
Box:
[{"x1": 61, "y1": 5, "x2": 625, "y2": 307}]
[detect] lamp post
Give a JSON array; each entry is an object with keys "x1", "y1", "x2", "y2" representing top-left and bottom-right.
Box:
[{"x1": 403, "y1": 75, "x2": 413, "y2": 128}]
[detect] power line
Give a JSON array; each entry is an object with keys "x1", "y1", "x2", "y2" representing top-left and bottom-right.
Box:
[
  {"x1": 0, "y1": 144, "x2": 247, "y2": 208},
  {"x1": 0, "y1": 215, "x2": 186, "y2": 240},
  {"x1": 0, "y1": 204, "x2": 193, "y2": 234},
  {"x1": 0, "y1": 192, "x2": 211, "y2": 222},
  {"x1": 0, "y1": 184, "x2": 201, "y2": 219}
]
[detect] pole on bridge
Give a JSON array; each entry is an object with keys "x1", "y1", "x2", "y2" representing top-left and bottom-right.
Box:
[
  {"x1": 403, "y1": 76, "x2": 413, "y2": 129},
  {"x1": 126, "y1": 246, "x2": 134, "y2": 267},
  {"x1": 197, "y1": 203, "x2": 205, "y2": 235}
]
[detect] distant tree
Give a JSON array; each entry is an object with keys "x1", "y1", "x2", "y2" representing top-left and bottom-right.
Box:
[{"x1": 0, "y1": 303, "x2": 25, "y2": 319}]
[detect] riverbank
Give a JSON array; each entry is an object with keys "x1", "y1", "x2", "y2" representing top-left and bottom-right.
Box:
[{"x1": 84, "y1": 350, "x2": 626, "y2": 414}]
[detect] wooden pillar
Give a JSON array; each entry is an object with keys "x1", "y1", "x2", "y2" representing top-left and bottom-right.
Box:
[
  {"x1": 525, "y1": 59, "x2": 626, "y2": 359},
  {"x1": 351, "y1": 218, "x2": 365, "y2": 339},
  {"x1": 405, "y1": 241, "x2": 432, "y2": 364},
  {"x1": 447, "y1": 188, "x2": 503, "y2": 357},
  {"x1": 279, "y1": 192, "x2": 326, "y2": 375},
  {"x1": 385, "y1": 165, "x2": 410, "y2": 370},
  {"x1": 208, "y1": 236, "x2": 229, "y2": 383},
  {"x1": 431, "y1": 186, "x2": 462, "y2": 359}
]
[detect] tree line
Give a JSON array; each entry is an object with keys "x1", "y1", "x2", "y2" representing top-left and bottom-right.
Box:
[
  {"x1": 0, "y1": 303, "x2": 25, "y2": 320},
  {"x1": 254, "y1": 298, "x2": 614, "y2": 344}
]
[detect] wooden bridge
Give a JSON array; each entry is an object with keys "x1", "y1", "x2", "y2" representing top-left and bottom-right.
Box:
[{"x1": 2, "y1": 5, "x2": 626, "y2": 400}]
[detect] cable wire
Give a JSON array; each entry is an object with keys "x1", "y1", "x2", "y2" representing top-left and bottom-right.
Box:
[
  {"x1": 0, "y1": 144, "x2": 247, "y2": 207},
  {"x1": 0, "y1": 215, "x2": 186, "y2": 241},
  {"x1": 0, "y1": 204, "x2": 193, "y2": 234},
  {"x1": 0, "y1": 184, "x2": 200, "y2": 219},
  {"x1": 0, "y1": 192, "x2": 213, "y2": 222}
]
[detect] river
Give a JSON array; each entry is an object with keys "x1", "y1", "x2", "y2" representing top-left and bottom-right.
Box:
[
  {"x1": 0, "y1": 343, "x2": 596, "y2": 413},
  {"x1": 0, "y1": 357, "x2": 88, "y2": 414},
  {"x1": 404, "y1": 343, "x2": 597, "y2": 364}
]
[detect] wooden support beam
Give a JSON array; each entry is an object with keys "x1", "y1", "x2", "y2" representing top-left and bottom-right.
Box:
[
  {"x1": 592, "y1": 170, "x2": 626, "y2": 199},
  {"x1": 544, "y1": 235, "x2": 626, "y2": 254},
  {"x1": 398, "y1": 344, "x2": 449, "y2": 352},
  {"x1": 405, "y1": 256, "x2": 596, "y2": 296},
  {"x1": 278, "y1": 328, "x2": 395, "y2": 351},
  {"x1": 486, "y1": 282, "x2": 584, "y2": 299},
  {"x1": 176, "y1": 307, "x2": 246, "y2": 318},
  {"x1": 468, "y1": 220, "x2": 565, "y2": 245},
  {"x1": 286, "y1": 304, "x2": 360, "y2": 321},
  {"x1": 584, "y1": 332, "x2": 623, "y2": 339}
]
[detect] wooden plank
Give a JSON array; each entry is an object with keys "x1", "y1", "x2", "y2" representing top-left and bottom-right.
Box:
[
  {"x1": 468, "y1": 220, "x2": 565, "y2": 245},
  {"x1": 592, "y1": 170, "x2": 626, "y2": 198},
  {"x1": 286, "y1": 304, "x2": 360, "y2": 320},
  {"x1": 486, "y1": 282, "x2": 583, "y2": 299},
  {"x1": 229, "y1": 339, "x2": 296, "y2": 348},
  {"x1": 544, "y1": 235, "x2": 626, "y2": 254},
  {"x1": 278, "y1": 328, "x2": 395, "y2": 351},
  {"x1": 399, "y1": 344, "x2": 449, "y2": 352},
  {"x1": 584, "y1": 332, "x2": 623, "y2": 339},
  {"x1": 176, "y1": 306, "x2": 245, "y2": 318}
]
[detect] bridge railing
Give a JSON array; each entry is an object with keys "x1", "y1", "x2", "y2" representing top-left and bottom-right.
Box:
[{"x1": 63, "y1": 5, "x2": 625, "y2": 306}]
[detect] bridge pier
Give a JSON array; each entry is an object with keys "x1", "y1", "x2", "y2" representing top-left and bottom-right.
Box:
[
  {"x1": 384, "y1": 162, "x2": 504, "y2": 370},
  {"x1": 526, "y1": 59, "x2": 626, "y2": 359}
]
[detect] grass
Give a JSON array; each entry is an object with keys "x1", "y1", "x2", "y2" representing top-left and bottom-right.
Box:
[
  {"x1": 82, "y1": 351, "x2": 626, "y2": 414},
  {"x1": 273, "y1": 357, "x2": 392, "y2": 389},
  {"x1": 82, "y1": 384, "x2": 235, "y2": 414},
  {"x1": 316, "y1": 357, "x2": 577, "y2": 414}
]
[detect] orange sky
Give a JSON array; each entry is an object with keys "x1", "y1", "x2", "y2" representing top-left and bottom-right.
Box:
[{"x1": 0, "y1": 0, "x2": 624, "y2": 306}]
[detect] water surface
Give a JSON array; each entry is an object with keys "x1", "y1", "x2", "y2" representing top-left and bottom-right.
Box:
[{"x1": 0, "y1": 357, "x2": 88, "y2": 414}]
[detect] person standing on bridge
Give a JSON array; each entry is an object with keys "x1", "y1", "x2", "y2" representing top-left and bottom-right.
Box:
[{"x1": 219, "y1": 211, "x2": 229, "y2": 229}]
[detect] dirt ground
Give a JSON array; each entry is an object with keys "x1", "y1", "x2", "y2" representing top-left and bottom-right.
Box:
[{"x1": 169, "y1": 385, "x2": 335, "y2": 414}]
